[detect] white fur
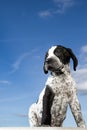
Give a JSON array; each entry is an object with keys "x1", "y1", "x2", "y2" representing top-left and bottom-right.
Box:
[
  {"x1": 47, "y1": 46, "x2": 57, "y2": 59},
  {"x1": 47, "y1": 46, "x2": 63, "y2": 68}
]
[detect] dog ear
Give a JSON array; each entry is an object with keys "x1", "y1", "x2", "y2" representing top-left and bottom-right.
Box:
[
  {"x1": 43, "y1": 52, "x2": 48, "y2": 74},
  {"x1": 67, "y1": 48, "x2": 78, "y2": 71},
  {"x1": 43, "y1": 63, "x2": 48, "y2": 74}
]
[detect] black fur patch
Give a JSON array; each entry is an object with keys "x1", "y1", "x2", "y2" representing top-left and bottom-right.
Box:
[
  {"x1": 43, "y1": 52, "x2": 49, "y2": 74},
  {"x1": 54, "y1": 45, "x2": 70, "y2": 64},
  {"x1": 54, "y1": 45, "x2": 78, "y2": 71},
  {"x1": 41, "y1": 85, "x2": 55, "y2": 126}
]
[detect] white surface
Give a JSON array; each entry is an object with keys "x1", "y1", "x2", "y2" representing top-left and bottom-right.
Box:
[{"x1": 0, "y1": 127, "x2": 87, "y2": 130}]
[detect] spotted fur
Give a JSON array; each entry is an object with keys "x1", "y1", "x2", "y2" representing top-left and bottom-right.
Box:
[{"x1": 29, "y1": 45, "x2": 86, "y2": 127}]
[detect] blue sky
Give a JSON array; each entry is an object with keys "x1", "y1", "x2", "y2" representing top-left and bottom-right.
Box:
[{"x1": 0, "y1": 0, "x2": 87, "y2": 127}]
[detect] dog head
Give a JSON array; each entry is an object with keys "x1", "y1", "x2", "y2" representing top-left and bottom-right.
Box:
[{"x1": 43, "y1": 45, "x2": 78, "y2": 74}]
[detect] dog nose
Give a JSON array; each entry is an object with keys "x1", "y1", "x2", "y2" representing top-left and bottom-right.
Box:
[{"x1": 46, "y1": 58, "x2": 52, "y2": 63}]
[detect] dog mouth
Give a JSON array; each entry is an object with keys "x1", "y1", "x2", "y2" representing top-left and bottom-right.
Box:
[
  {"x1": 48, "y1": 64, "x2": 64, "y2": 72},
  {"x1": 58, "y1": 65, "x2": 64, "y2": 70}
]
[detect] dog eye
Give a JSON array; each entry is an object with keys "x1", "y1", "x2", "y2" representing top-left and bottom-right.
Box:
[{"x1": 54, "y1": 49, "x2": 59, "y2": 57}]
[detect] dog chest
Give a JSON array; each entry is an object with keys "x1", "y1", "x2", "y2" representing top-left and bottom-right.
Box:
[{"x1": 45, "y1": 74, "x2": 76, "y2": 97}]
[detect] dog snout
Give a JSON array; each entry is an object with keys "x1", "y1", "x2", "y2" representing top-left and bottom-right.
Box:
[{"x1": 46, "y1": 58, "x2": 53, "y2": 63}]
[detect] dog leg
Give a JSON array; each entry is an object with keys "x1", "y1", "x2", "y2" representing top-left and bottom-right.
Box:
[
  {"x1": 29, "y1": 103, "x2": 39, "y2": 126},
  {"x1": 69, "y1": 94, "x2": 86, "y2": 128},
  {"x1": 41, "y1": 85, "x2": 55, "y2": 126}
]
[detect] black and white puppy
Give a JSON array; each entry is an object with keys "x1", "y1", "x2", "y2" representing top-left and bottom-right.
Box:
[{"x1": 29, "y1": 45, "x2": 86, "y2": 127}]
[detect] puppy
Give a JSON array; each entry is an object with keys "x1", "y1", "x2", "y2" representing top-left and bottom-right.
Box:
[{"x1": 29, "y1": 45, "x2": 86, "y2": 127}]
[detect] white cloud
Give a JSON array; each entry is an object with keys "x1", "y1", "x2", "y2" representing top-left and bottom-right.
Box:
[
  {"x1": 73, "y1": 68, "x2": 87, "y2": 91},
  {"x1": 81, "y1": 45, "x2": 87, "y2": 54},
  {"x1": 0, "y1": 80, "x2": 11, "y2": 85},
  {"x1": 11, "y1": 52, "x2": 30, "y2": 73},
  {"x1": 10, "y1": 48, "x2": 40, "y2": 73},
  {"x1": 38, "y1": 0, "x2": 74, "y2": 18},
  {"x1": 10, "y1": 48, "x2": 40, "y2": 74},
  {"x1": 38, "y1": 10, "x2": 52, "y2": 18},
  {"x1": 53, "y1": 0, "x2": 74, "y2": 14},
  {"x1": 79, "y1": 45, "x2": 87, "y2": 63},
  {"x1": 72, "y1": 45, "x2": 87, "y2": 91}
]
